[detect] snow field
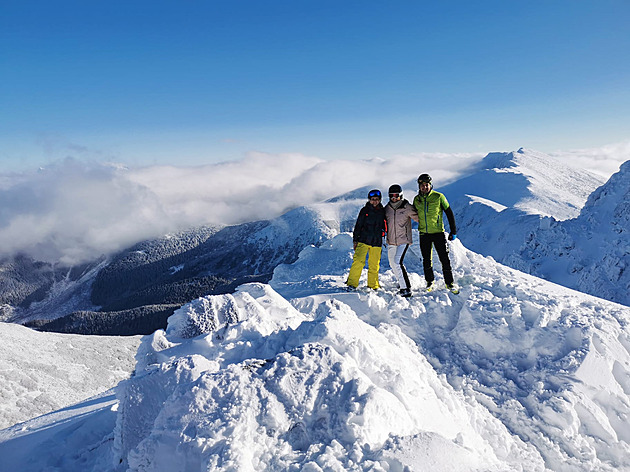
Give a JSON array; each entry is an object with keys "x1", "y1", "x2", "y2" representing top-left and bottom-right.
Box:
[{"x1": 0, "y1": 322, "x2": 140, "y2": 430}]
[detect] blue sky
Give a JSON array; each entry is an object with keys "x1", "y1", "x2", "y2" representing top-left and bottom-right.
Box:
[{"x1": 2, "y1": 0, "x2": 630, "y2": 171}]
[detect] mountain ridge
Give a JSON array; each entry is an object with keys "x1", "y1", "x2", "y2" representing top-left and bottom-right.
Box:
[{"x1": 1, "y1": 149, "x2": 627, "y2": 337}]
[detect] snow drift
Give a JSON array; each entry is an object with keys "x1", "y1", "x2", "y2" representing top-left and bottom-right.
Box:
[
  {"x1": 2, "y1": 235, "x2": 630, "y2": 471},
  {"x1": 95, "y1": 236, "x2": 630, "y2": 471}
]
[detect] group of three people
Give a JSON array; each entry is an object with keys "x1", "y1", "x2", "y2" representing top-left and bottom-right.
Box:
[{"x1": 346, "y1": 173, "x2": 458, "y2": 297}]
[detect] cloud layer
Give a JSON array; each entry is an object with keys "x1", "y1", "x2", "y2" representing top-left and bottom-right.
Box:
[{"x1": 1, "y1": 143, "x2": 627, "y2": 265}]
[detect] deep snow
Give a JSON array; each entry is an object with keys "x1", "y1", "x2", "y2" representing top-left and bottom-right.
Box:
[
  {"x1": 442, "y1": 149, "x2": 629, "y2": 306},
  {"x1": 2, "y1": 234, "x2": 629, "y2": 471}
]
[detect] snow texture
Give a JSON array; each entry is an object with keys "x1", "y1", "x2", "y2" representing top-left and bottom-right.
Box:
[
  {"x1": 0, "y1": 322, "x2": 140, "y2": 430},
  {"x1": 445, "y1": 149, "x2": 629, "y2": 306},
  {"x1": 3, "y1": 235, "x2": 629, "y2": 471}
]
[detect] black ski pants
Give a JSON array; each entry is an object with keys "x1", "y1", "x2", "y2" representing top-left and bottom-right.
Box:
[{"x1": 419, "y1": 232, "x2": 453, "y2": 286}]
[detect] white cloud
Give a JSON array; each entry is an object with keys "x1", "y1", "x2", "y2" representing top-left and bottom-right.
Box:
[
  {"x1": 548, "y1": 140, "x2": 630, "y2": 177},
  {"x1": 0, "y1": 158, "x2": 171, "y2": 265},
  {"x1": 2, "y1": 143, "x2": 626, "y2": 266}
]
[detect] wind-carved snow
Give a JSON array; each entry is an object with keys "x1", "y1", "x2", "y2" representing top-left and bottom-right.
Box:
[
  {"x1": 447, "y1": 151, "x2": 629, "y2": 307},
  {"x1": 465, "y1": 194, "x2": 508, "y2": 213},
  {"x1": 95, "y1": 234, "x2": 629, "y2": 471},
  {"x1": 113, "y1": 281, "x2": 541, "y2": 471},
  {"x1": 465, "y1": 148, "x2": 604, "y2": 221},
  {"x1": 510, "y1": 160, "x2": 630, "y2": 306}
]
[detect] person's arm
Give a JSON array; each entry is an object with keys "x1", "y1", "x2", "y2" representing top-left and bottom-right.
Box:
[
  {"x1": 352, "y1": 208, "x2": 366, "y2": 248},
  {"x1": 407, "y1": 204, "x2": 419, "y2": 223},
  {"x1": 444, "y1": 206, "x2": 457, "y2": 236}
]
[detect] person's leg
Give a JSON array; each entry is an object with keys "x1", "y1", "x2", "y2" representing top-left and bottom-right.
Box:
[
  {"x1": 387, "y1": 245, "x2": 401, "y2": 288},
  {"x1": 397, "y1": 244, "x2": 411, "y2": 290},
  {"x1": 419, "y1": 234, "x2": 434, "y2": 284},
  {"x1": 388, "y1": 244, "x2": 410, "y2": 290},
  {"x1": 366, "y1": 245, "x2": 382, "y2": 289},
  {"x1": 346, "y1": 243, "x2": 369, "y2": 287},
  {"x1": 434, "y1": 233, "x2": 454, "y2": 285}
]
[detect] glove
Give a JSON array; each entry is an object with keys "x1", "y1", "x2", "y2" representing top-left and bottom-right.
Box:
[{"x1": 448, "y1": 233, "x2": 457, "y2": 241}]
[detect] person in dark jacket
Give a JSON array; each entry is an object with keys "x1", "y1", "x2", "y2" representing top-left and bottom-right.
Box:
[
  {"x1": 413, "y1": 174, "x2": 458, "y2": 292},
  {"x1": 346, "y1": 189, "x2": 387, "y2": 290}
]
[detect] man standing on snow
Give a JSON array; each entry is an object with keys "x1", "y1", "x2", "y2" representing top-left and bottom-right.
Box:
[
  {"x1": 413, "y1": 174, "x2": 459, "y2": 293},
  {"x1": 346, "y1": 189, "x2": 387, "y2": 290},
  {"x1": 384, "y1": 184, "x2": 418, "y2": 297}
]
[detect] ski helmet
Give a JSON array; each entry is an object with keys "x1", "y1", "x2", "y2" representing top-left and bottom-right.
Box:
[
  {"x1": 417, "y1": 173, "x2": 432, "y2": 184},
  {"x1": 367, "y1": 189, "x2": 382, "y2": 199},
  {"x1": 388, "y1": 184, "x2": 402, "y2": 198},
  {"x1": 417, "y1": 174, "x2": 433, "y2": 191}
]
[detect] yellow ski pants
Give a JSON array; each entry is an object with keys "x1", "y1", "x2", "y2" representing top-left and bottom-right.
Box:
[{"x1": 346, "y1": 242, "x2": 382, "y2": 289}]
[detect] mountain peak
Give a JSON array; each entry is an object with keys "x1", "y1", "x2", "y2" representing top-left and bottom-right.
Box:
[
  {"x1": 454, "y1": 148, "x2": 605, "y2": 221},
  {"x1": 479, "y1": 151, "x2": 519, "y2": 170},
  {"x1": 479, "y1": 148, "x2": 548, "y2": 170}
]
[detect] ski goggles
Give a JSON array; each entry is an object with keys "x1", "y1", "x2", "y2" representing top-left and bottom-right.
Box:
[
  {"x1": 389, "y1": 193, "x2": 401, "y2": 199},
  {"x1": 368, "y1": 190, "x2": 382, "y2": 199}
]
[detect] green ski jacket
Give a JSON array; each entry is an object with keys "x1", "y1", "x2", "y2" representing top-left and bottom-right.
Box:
[{"x1": 413, "y1": 190, "x2": 457, "y2": 234}]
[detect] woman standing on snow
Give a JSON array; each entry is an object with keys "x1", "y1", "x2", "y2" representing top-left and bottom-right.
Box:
[
  {"x1": 384, "y1": 184, "x2": 419, "y2": 297},
  {"x1": 346, "y1": 189, "x2": 387, "y2": 290}
]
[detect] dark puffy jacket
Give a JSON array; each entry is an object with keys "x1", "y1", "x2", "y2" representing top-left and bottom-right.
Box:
[{"x1": 353, "y1": 203, "x2": 387, "y2": 247}]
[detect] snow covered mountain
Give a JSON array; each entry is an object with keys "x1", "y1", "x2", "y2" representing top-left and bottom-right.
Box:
[
  {"x1": 440, "y1": 150, "x2": 629, "y2": 306},
  {"x1": 447, "y1": 147, "x2": 604, "y2": 221},
  {"x1": 2, "y1": 235, "x2": 629, "y2": 471},
  {"x1": 3, "y1": 207, "x2": 337, "y2": 334},
  {"x1": 2, "y1": 149, "x2": 630, "y2": 470},
  {"x1": 2, "y1": 148, "x2": 626, "y2": 337},
  {"x1": 442, "y1": 148, "x2": 605, "y2": 259}
]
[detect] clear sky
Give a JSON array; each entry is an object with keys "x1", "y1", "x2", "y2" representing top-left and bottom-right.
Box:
[{"x1": 2, "y1": 0, "x2": 630, "y2": 171}]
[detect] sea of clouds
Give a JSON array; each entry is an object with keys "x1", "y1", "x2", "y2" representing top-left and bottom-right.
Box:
[{"x1": 0, "y1": 142, "x2": 627, "y2": 265}]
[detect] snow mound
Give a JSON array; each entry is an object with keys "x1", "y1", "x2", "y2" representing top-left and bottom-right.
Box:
[
  {"x1": 113, "y1": 281, "x2": 542, "y2": 471},
  {"x1": 275, "y1": 235, "x2": 630, "y2": 471},
  {"x1": 2, "y1": 231, "x2": 629, "y2": 471},
  {"x1": 104, "y1": 234, "x2": 630, "y2": 471}
]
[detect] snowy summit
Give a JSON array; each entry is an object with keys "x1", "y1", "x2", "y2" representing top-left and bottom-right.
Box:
[{"x1": 0, "y1": 150, "x2": 629, "y2": 471}]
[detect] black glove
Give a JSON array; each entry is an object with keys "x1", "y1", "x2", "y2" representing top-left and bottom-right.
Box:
[{"x1": 448, "y1": 233, "x2": 457, "y2": 241}]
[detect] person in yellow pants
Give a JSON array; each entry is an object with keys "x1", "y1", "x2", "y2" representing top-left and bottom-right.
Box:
[{"x1": 346, "y1": 189, "x2": 387, "y2": 290}]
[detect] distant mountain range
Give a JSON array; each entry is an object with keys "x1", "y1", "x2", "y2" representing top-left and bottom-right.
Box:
[
  {"x1": 1, "y1": 148, "x2": 627, "y2": 335},
  {"x1": 2, "y1": 209, "x2": 336, "y2": 334}
]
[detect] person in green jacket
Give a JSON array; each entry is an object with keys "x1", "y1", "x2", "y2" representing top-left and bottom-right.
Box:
[{"x1": 413, "y1": 173, "x2": 458, "y2": 292}]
